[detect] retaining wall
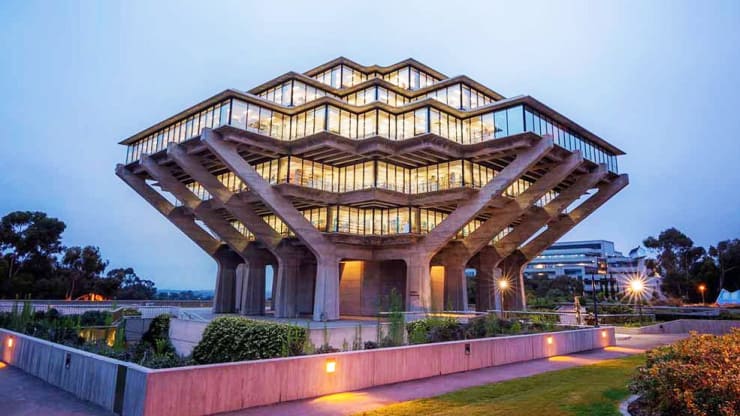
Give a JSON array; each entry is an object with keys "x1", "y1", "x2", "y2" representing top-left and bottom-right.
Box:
[
  {"x1": 617, "y1": 319, "x2": 739, "y2": 335},
  {"x1": 1, "y1": 326, "x2": 614, "y2": 416},
  {"x1": 0, "y1": 329, "x2": 149, "y2": 415}
]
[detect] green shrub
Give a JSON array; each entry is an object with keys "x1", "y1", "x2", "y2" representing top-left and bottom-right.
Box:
[
  {"x1": 406, "y1": 316, "x2": 463, "y2": 344},
  {"x1": 192, "y1": 316, "x2": 307, "y2": 364},
  {"x1": 141, "y1": 314, "x2": 170, "y2": 347},
  {"x1": 630, "y1": 329, "x2": 740, "y2": 415},
  {"x1": 80, "y1": 310, "x2": 113, "y2": 326}
]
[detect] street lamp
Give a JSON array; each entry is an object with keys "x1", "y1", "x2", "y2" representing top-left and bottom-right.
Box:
[
  {"x1": 628, "y1": 279, "x2": 645, "y2": 324},
  {"x1": 498, "y1": 279, "x2": 509, "y2": 318},
  {"x1": 698, "y1": 284, "x2": 706, "y2": 305}
]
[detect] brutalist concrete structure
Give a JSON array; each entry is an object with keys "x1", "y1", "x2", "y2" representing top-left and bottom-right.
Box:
[{"x1": 116, "y1": 58, "x2": 627, "y2": 321}]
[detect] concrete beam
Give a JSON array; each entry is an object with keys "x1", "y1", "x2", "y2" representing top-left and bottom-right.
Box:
[
  {"x1": 419, "y1": 137, "x2": 554, "y2": 255},
  {"x1": 203, "y1": 129, "x2": 333, "y2": 255},
  {"x1": 115, "y1": 164, "x2": 221, "y2": 256},
  {"x1": 519, "y1": 174, "x2": 629, "y2": 260},
  {"x1": 167, "y1": 143, "x2": 282, "y2": 249},
  {"x1": 460, "y1": 151, "x2": 583, "y2": 257},
  {"x1": 140, "y1": 155, "x2": 251, "y2": 255},
  {"x1": 492, "y1": 165, "x2": 609, "y2": 260}
]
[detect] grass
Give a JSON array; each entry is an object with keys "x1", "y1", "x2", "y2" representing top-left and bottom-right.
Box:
[{"x1": 355, "y1": 354, "x2": 644, "y2": 416}]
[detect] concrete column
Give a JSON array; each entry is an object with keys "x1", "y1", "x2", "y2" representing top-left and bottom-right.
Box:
[
  {"x1": 474, "y1": 247, "x2": 502, "y2": 312},
  {"x1": 498, "y1": 252, "x2": 528, "y2": 311},
  {"x1": 213, "y1": 246, "x2": 243, "y2": 314},
  {"x1": 241, "y1": 260, "x2": 267, "y2": 315},
  {"x1": 272, "y1": 246, "x2": 303, "y2": 318},
  {"x1": 405, "y1": 255, "x2": 433, "y2": 312},
  {"x1": 433, "y1": 245, "x2": 469, "y2": 311},
  {"x1": 313, "y1": 254, "x2": 340, "y2": 321}
]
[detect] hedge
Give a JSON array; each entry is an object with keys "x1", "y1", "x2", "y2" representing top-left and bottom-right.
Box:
[
  {"x1": 630, "y1": 328, "x2": 740, "y2": 415},
  {"x1": 192, "y1": 316, "x2": 307, "y2": 364}
]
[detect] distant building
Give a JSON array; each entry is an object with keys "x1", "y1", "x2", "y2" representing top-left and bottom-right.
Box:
[{"x1": 523, "y1": 240, "x2": 649, "y2": 295}]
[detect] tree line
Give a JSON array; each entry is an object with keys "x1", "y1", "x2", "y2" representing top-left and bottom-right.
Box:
[
  {"x1": 0, "y1": 211, "x2": 156, "y2": 300},
  {"x1": 644, "y1": 227, "x2": 739, "y2": 303}
]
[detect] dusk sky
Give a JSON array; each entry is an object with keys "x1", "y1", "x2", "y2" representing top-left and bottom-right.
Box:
[{"x1": 1, "y1": 0, "x2": 738, "y2": 290}]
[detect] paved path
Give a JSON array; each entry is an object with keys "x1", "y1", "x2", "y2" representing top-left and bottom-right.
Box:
[
  {"x1": 0, "y1": 333, "x2": 686, "y2": 416},
  {"x1": 0, "y1": 362, "x2": 113, "y2": 416}
]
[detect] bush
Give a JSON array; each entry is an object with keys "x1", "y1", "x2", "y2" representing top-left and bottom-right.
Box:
[
  {"x1": 192, "y1": 316, "x2": 306, "y2": 364},
  {"x1": 80, "y1": 310, "x2": 113, "y2": 326},
  {"x1": 630, "y1": 329, "x2": 740, "y2": 416},
  {"x1": 141, "y1": 314, "x2": 170, "y2": 347},
  {"x1": 406, "y1": 316, "x2": 464, "y2": 344}
]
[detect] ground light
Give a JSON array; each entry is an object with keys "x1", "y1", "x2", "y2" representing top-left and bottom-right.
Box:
[
  {"x1": 325, "y1": 358, "x2": 336, "y2": 374},
  {"x1": 601, "y1": 330, "x2": 607, "y2": 338}
]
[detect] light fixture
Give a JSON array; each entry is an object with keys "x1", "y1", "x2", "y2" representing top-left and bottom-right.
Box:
[
  {"x1": 325, "y1": 358, "x2": 336, "y2": 374},
  {"x1": 629, "y1": 279, "x2": 644, "y2": 293},
  {"x1": 6, "y1": 337, "x2": 13, "y2": 348},
  {"x1": 601, "y1": 330, "x2": 607, "y2": 338},
  {"x1": 498, "y1": 280, "x2": 509, "y2": 290},
  {"x1": 547, "y1": 336, "x2": 553, "y2": 345}
]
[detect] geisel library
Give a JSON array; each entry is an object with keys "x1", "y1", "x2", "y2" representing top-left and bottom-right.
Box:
[{"x1": 116, "y1": 57, "x2": 628, "y2": 321}]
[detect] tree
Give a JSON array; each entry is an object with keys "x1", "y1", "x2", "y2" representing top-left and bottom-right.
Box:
[
  {"x1": 0, "y1": 211, "x2": 66, "y2": 296},
  {"x1": 643, "y1": 228, "x2": 705, "y2": 299},
  {"x1": 108, "y1": 268, "x2": 157, "y2": 300},
  {"x1": 709, "y1": 239, "x2": 740, "y2": 293},
  {"x1": 60, "y1": 246, "x2": 108, "y2": 300}
]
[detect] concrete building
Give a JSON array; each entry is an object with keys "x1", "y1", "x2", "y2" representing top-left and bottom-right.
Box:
[
  {"x1": 523, "y1": 240, "x2": 648, "y2": 295},
  {"x1": 116, "y1": 57, "x2": 628, "y2": 320}
]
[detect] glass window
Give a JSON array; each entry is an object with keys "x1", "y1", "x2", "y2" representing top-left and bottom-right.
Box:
[
  {"x1": 494, "y1": 110, "x2": 508, "y2": 138},
  {"x1": 507, "y1": 106, "x2": 524, "y2": 135}
]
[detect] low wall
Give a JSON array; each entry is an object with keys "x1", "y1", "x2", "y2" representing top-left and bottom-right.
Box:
[
  {"x1": 145, "y1": 327, "x2": 614, "y2": 415},
  {"x1": 0, "y1": 328, "x2": 150, "y2": 415},
  {"x1": 123, "y1": 317, "x2": 154, "y2": 343},
  {"x1": 618, "y1": 319, "x2": 740, "y2": 335},
  {"x1": 1, "y1": 326, "x2": 614, "y2": 416}
]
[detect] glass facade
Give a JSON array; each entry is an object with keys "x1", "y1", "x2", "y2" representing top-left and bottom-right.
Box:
[
  {"x1": 125, "y1": 98, "x2": 619, "y2": 172},
  {"x1": 258, "y1": 80, "x2": 336, "y2": 106}
]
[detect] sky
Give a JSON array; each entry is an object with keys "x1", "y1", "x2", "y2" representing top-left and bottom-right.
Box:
[{"x1": 1, "y1": 0, "x2": 739, "y2": 290}]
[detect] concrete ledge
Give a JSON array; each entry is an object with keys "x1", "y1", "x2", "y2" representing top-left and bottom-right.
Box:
[
  {"x1": 1, "y1": 326, "x2": 615, "y2": 416},
  {"x1": 616, "y1": 319, "x2": 740, "y2": 335}
]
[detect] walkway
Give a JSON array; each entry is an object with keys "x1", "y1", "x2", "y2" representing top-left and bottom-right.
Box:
[
  {"x1": 0, "y1": 362, "x2": 113, "y2": 416},
  {"x1": 0, "y1": 333, "x2": 686, "y2": 416}
]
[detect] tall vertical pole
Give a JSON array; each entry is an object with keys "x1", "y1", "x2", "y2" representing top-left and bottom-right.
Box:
[{"x1": 591, "y1": 272, "x2": 599, "y2": 327}]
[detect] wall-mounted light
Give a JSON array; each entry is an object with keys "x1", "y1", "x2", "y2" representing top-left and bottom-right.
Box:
[
  {"x1": 601, "y1": 330, "x2": 607, "y2": 338},
  {"x1": 6, "y1": 337, "x2": 13, "y2": 348},
  {"x1": 547, "y1": 336, "x2": 553, "y2": 345},
  {"x1": 325, "y1": 358, "x2": 336, "y2": 374}
]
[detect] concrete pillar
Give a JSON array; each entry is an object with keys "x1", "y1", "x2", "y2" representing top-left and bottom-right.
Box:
[
  {"x1": 443, "y1": 261, "x2": 467, "y2": 311},
  {"x1": 272, "y1": 245, "x2": 303, "y2": 318},
  {"x1": 313, "y1": 255, "x2": 340, "y2": 321},
  {"x1": 213, "y1": 246, "x2": 243, "y2": 314},
  {"x1": 405, "y1": 255, "x2": 433, "y2": 312},
  {"x1": 474, "y1": 247, "x2": 502, "y2": 312},
  {"x1": 498, "y1": 253, "x2": 528, "y2": 311},
  {"x1": 241, "y1": 260, "x2": 267, "y2": 315}
]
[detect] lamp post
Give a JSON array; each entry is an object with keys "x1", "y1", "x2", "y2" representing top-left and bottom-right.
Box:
[
  {"x1": 698, "y1": 284, "x2": 706, "y2": 305},
  {"x1": 498, "y1": 279, "x2": 509, "y2": 318},
  {"x1": 629, "y1": 279, "x2": 645, "y2": 324}
]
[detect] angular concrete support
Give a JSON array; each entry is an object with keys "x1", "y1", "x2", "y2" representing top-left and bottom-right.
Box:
[
  {"x1": 432, "y1": 243, "x2": 469, "y2": 311},
  {"x1": 313, "y1": 254, "x2": 340, "y2": 321},
  {"x1": 213, "y1": 246, "x2": 243, "y2": 313},
  {"x1": 404, "y1": 255, "x2": 433, "y2": 312},
  {"x1": 202, "y1": 129, "x2": 333, "y2": 255},
  {"x1": 472, "y1": 246, "x2": 501, "y2": 311},
  {"x1": 460, "y1": 151, "x2": 583, "y2": 256},
  {"x1": 115, "y1": 164, "x2": 221, "y2": 256},
  {"x1": 239, "y1": 247, "x2": 272, "y2": 315},
  {"x1": 419, "y1": 137, "x2": 554, "y2": 254},
  {"x1": 520, "y1": 174, "x2": 629, "y2": 260},
  {"x1": 167, "y1": 143, "x2": 282, "y2": 249},
  {"x1": 140, "y1": 155, "x2": 251, "y2": 256},
  {"x1": 498, "y1": 252, "x2": 528, "y2": 311},
  {"x1": 492, "y1": 165, "x2": 609, "y2": 260}
]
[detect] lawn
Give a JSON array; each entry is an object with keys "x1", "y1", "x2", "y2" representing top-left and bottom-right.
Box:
[{"x1": 355, "y1": 354, "x2": 644, "y2": 416}]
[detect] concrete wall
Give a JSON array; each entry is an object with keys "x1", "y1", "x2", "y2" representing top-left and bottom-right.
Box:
[
  {"x1": 123, "y1": 317, "x2": 154, "y2": 343},
  {"x1": 143, "y1": 327, "x2": 614, "y2": 416},
  {"x1": 0, "y1": 328, "x2": 150, "y2": 416},
  {"x1": 2, "y1": 325, "x2": 614, "y2": 416},
  {"x1": 618, "y1": 319, "x2": 740, "y2": 335}
]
